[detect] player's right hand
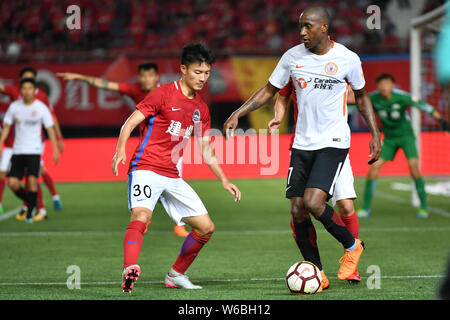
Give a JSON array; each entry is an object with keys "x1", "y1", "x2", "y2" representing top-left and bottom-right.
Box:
[
  {"x1": 267, "y1": 118, "x2": 281, "y2": 135},
  {"x1": 368, "y1": 136, "x2": 381, "y2": 165},
  {"x1": 56, "y1": 72, "x2": 81, "y2": 81},
  {"x1": 112, "y1": 150, "x2": 126, "y2": 176},
  {"x1": 223, "y1": 114, "x2": 238, "y2": 140}
]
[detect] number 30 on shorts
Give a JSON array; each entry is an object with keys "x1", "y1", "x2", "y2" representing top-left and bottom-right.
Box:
[{"x1": 133, "y1": 184, "x2": 152, "y2": 198}]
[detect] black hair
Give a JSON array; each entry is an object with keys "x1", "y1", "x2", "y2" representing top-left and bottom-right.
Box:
[
  {"x1": 19, "y1": 66, "x2": 37, "y2": 78},
  {"x1": 138, "y1": 62, "x2": 158, "y2": 73},
  {"x1": 20, "y1": 77, "x2": 36, "y2": 88},
  {"x1": 181, "y1": 42, "x2": 215, "y2": 67},
  {"x1": 376, "y1": 73, "x2": 395, "y2": 83},
  {"x1": 302, "y1": 5, "x2": 330, "y2": 25}
]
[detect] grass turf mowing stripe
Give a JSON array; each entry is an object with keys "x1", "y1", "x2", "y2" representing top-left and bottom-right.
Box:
[
  {"x1": 0, "y1": 274, "x2": 445, "y2": 286},
  {"x1": 0, "y1": 206, "x2": 22, "y2": 222},
  {"x1": 1, "y1": 226, "x2": 450, "y2": 237}
]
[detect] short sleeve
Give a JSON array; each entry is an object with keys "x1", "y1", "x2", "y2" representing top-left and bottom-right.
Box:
[
  {"x1": 118, "y1": 83, "x2": 135, "y2": 96},
  {"x1": 135, "y1": 87, "x2": 163, "y2": 118},
  {"x1": 3, "y1": 104, "x2": 14, "y2": 125},
  {"x1": 41, "y1": 105, "x2": 54, "y2": 128},
  {"x1": 268, "y1": 51, "x2": 291, "y2": 89},
  {"x1": 278, "y1": 79, "x2": 293, "y2": 97},
  {"x1": 346, "y1": 54, "x2": 366, "y2": 91},
  {"x1": 3, "y1": 85, "x2": 20, "y2": 101}
]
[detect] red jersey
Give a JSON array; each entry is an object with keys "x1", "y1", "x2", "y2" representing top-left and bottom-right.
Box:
[
  {"x1": 128, "y1": 81, "x2": 211, "y2": 178},
  {"x1": 278, "y1": 79, "x2": 298, "y2": 150},
  {"x1": 118, "y1": 82, "x2": 150, "y2": 104}
]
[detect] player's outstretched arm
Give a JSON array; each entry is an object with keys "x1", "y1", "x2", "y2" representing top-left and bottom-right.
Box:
[
  {"x1": 45, "y1": 125, "x2": 60, "y2": 164},
  {"x1": 268, "y1": 94, "x2": 290, "y2": 135},
  {"x1": 0, "y1": 83, "x2": 4, "y2": 93},
  {"x1": 57, "y1": 72, "x2": 120, "y2": 91},
  {"x1": 198, "y1": 136, "x2": 241, "y2": 202},
  {"x1": 431, "y1": 110, "x2": 450, "y2": 132},
  {"x1": 223, "y1": 82, "x2": 279, "y2": 140},
  {"x1": 112, "y1": 110, "x2": 146, "y2": 176},
  {"x1": 353, "y1": 87, "x2": 382, "y2": 164}
]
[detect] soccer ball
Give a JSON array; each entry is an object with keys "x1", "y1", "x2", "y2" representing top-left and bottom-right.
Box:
[{"x1": 286, "y1": 261, "x2": 322, "y2": 294}]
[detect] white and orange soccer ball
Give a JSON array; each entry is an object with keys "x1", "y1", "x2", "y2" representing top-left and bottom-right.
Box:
[{"x1": 286, "y1": 261, "x2": 322, "y2": 294}]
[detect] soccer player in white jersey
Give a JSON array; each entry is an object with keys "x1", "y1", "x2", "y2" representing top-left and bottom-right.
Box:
[
  {"x1": 0, "y1": 78, "x2": 59, "y2": 223},
  {"x1": 112, "y1": 43, "x2": 241, "y2": 293},
  {"x1": 223, "y1": 6, "x2": 381, "y2": 288}
]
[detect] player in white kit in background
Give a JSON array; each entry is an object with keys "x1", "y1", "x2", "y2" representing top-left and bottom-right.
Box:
[{"x1": 0, "y1": 78, "x2": 59, "y2": 223}]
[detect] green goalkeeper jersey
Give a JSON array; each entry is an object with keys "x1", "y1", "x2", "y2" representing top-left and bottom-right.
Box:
[{"x1": 368, "y1": 88, "x2": 435, "y2": 138}]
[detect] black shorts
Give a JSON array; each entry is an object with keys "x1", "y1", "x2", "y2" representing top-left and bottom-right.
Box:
[
  {"x1": 7, "y1": 154, "x2": 41, "y2": 180},
  {"x1": 286, "y1": 147, "x2": 349, "y2": 200}
]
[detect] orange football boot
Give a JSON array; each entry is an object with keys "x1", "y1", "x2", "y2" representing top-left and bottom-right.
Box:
[
  {"x1": 174, "y1": 224, "x2": 189, "y2": 237},
  {"x1": 338, "y1": 239, "x2": 365, "y2": 280},
  {"x1": 317, "y1": 271, "x2": 330, "y2": 293}
]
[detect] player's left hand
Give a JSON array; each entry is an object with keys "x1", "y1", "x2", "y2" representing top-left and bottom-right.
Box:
[
  {"x1": 222, "y1": 180, "x2": 241, "y2": 202},
  {"x1": 439, "y1": 119, "x2": 450, "y2": 132},
  {"x1": 53, "y1": 151, "x2": 59, "y2": 165},
  {"x1": 58, "y1": 139, "x2": 65, "y2": 154},
  {"x1": 368, "y1": 136, "x2": 381, "y2": 165},
  {"x1": 223, "y1": 114, "x2": 239, "y2": 140},
  {"x1": 112, "y1": 150, "x2": 126, "y2": 176}
]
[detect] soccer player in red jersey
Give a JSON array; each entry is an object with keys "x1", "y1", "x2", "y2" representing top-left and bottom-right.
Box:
[
  {"x1": 58, "y1": 63, "x2": 190, "y2": 237},
  {"x1": 112, "y1": 43, "x2": 241, "y2": 292},
  {"x1": 267, "y1": 79, "x2": 361, "y2": 285},
  {"x1": 0, "y1": 67, "x2": 64, "y2": 219}
]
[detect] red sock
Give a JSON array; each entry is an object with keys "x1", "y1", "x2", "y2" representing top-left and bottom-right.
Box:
[
  {"x1": 37, "y1": 183, "x2": 44, "y2": 210},
  {"x1": 0, "y1": 179, "x2": 5, "y2": 203},
  {"x1": 123, "y1": 220, "x2": 146, "y2": 269},
  {"x1": 341, "y1": 211, "x2": 359, "y2": 239},
  {"x1": 172, "y1": 230, "x2": 210, "y2": 274},
  {"x1": 42, "y1": 171, "x2": 58, "y2": 196}
]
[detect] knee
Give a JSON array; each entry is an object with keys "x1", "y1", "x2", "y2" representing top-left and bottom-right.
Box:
[
  {"x1": 337, "y1": 200, "x2": 355, "y2": 217},
  {"x1": 7, "y1": 179, "x2": 19, "y2": 190},
  {"x1": 131, "y1": 209, "x2": 151, "y2": 225},
  {"x1": 195, "y1": 221, "x2": 215, "y2": 238},
  {"x1": 303, "y1": 197, "x2": 324, "y2": 218},
  {"x1": 291, "y1": 203, "x2": 309, "y2": 223}
]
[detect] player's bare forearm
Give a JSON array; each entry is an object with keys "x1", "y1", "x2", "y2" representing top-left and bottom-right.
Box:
[
  {"x1": 46, "y1": 126, "x2": 60, "y2": 163},
  {"x1": 0, "y1": 84, "x2": 4, "y2": 93},
  {"x1": 58, "y1": 73, "x2": 119, "y2": 91},
  {"x1": 353, "y1": 88, "x2": 382, "y2": 164},
  {"x1": 234, "y1": 82, "x2": 278, "y2": 118},
  {"x1": 223, "y1": 82, "x2": 278, "y2": 138},
  {"x1": 199, "y1": 137, "x2": 241, "y2": 201},
  {"x1": 116, "y1": 110, "x2": 146, "y2": 152},
  {"x1": 354, "y1": 88, "x2": 380, "y2": 138},
  {"x1": 274, "y1": 94, "x2": 289, "y2": 121},
  {"x1": 0, "y1": 124, "x2": 11, "y2": 146}
]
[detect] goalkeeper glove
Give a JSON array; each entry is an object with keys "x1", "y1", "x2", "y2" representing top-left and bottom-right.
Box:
[{"x1": 439, "y1": 118, "x2": 450, "y2": 132}]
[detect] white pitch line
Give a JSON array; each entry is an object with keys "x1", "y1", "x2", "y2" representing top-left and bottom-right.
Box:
[
  {"x1": 1, "y1": 226, "x2": 450, "y2": 237},
  {"x1": 0, "y1": 274, "x2": 444, "y2": 287},
  {"x1": 378, "y1": 191, "x2": 450, "y2": 218},
  {"x1": 0, "y1": 206, "x2": 22, "y2": 222}
]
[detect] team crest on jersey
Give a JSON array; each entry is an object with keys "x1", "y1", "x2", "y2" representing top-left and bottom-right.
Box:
[
  {"x1": 193, "y1": 109, "x2": 201, "y2": 122},
  {"x1": 324, "y1": 62, "x2": 338, "y2": 75}
]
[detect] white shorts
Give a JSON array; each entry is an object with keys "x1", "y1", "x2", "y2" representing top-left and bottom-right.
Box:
[
  {"x1": 331, "y1": 154, "x2": 357, "y2": 206},
  {"x1": 127, "y1": 170, "x2": 207, "y2": 226},
  {"x1": 0, "y1": 147, "x2": 13, "y2": 172}
]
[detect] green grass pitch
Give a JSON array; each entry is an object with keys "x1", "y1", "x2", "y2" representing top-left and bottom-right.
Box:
[{"x1": 0, "y1": 177, "x2": 449, "y2": 300}]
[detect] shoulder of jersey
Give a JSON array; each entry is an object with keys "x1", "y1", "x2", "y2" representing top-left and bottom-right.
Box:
[
  {"x1": 33, "y1": 99, "x2": 48, "y2": 109},
  {"x1": 368, "y1": 89, "x2": 380, "y2": 96},
  {"x1": 333, "y1": 41, "x2": 360, "y2": 59},
  {"x1": 392, "y1": 88, "x2": 410, "y2": 96}
]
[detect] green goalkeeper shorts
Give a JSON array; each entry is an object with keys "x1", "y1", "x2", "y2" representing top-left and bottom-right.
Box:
[{"x1": 380, "y1": 135, "x2": 418, "y2": 161}]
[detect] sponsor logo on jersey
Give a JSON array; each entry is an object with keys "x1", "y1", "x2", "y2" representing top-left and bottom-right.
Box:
[
  {"x1": 324, "y1": 62, "x2": 338, "y2": 75},
  {"x1": 296, "y1": 77, "x2": 311, "y2": 89}
]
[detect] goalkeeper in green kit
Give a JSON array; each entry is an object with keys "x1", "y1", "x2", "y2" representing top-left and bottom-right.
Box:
[{"x1": 348, "y1": 73, "x2": 450, "y2": 219}]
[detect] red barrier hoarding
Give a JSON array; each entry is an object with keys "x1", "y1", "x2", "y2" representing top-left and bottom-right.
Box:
[{"x1": 40, "y1": 132, "x2": 449, "y2": 183}]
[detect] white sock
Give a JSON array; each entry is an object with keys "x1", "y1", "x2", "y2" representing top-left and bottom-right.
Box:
[
  {"x1": 52, "y1": 195, "x2": 60, "y2": 201},
  {"x1": 169, "y1": 268, "x2": 182, "y2": 277}
]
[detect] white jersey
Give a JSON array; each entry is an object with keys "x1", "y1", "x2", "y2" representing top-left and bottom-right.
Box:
[
  {"x1": 269, "y1": 41, "x2": 365, "y2": 150},
  {"x1": 3, "y1": 98, "x2": 54, "y2": 155}
]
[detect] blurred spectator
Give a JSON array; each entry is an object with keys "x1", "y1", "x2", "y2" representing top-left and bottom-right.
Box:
[{"x1": 0, "y1": 0, "x2": 444, "y2": 61}]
